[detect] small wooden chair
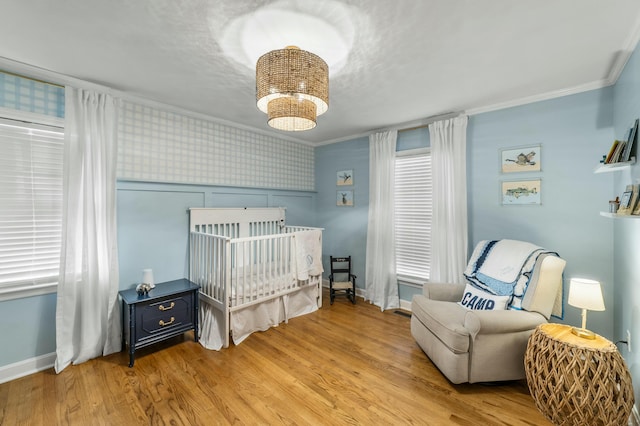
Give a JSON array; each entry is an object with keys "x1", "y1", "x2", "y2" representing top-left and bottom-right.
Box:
[{"x1": 329, "y1": 256, "x2": 356, "y2": 305}]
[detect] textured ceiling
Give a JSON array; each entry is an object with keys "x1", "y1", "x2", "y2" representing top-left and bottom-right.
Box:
[{"x1": 2, "y1": 0, "x2": 640, "y2": 145}]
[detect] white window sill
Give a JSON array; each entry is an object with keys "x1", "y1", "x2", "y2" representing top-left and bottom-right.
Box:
[
  {"x1": 0, "y1": 282, "x2": 57, "y2": 302},
  {"x1": 397, "y1": 275, "x2": 428, "y2": 288}
]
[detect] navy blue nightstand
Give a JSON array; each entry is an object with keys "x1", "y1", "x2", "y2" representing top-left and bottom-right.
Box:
[{"x1": 119, "y1": 278, "x2": 200, "y2": 367}]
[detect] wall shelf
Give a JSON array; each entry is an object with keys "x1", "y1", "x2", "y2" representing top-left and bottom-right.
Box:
[
  {"x1": 594, "y1": 158, "x2": 636, "y2": 173},
  {"x1": 600, "y1": 212, "x2": 640, "y2": 219}
]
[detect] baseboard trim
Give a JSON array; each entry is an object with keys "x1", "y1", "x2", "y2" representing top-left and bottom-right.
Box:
[
  {"x1": 0, "y1": 352, "x2": 56, "y2": 384},
  {"x1": 322, "y1": 279, "x2": 413, "y2": 312},
  {"x1": 399, "y1": 298, "x2": 412, "y2": 312}
]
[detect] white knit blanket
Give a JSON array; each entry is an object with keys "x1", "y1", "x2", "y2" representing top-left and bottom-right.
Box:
[
  {"x1": 292, "y1": 230, "x2": 323, "y2": 281},
  {"x1": 464, "y1": 239, "x2": 560, "y2": 315}
]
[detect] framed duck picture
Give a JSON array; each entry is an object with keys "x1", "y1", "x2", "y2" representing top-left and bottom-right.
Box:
[{"x1": 500, "y1": 145, "x2": 541, "y2": 173}]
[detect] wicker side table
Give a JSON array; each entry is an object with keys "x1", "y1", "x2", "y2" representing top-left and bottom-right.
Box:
[{"x1": 524, "y1": 323, "x2": 634, "y2": 426}]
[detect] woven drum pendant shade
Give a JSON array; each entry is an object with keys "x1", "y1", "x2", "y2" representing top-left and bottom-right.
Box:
[
  {"x1": 268, "y1": 97, "x2": 317, "y2": 131},
  {"x1": 256, "y1": 46, "x2": 329, "y2": 131}
]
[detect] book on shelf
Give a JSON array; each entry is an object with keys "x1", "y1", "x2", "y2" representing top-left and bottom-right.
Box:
[
  {"x1": 621, "y1": 118, "x2": 639, "y2": 162},
  {"x1": 610, "y1": 140, "x2": 627, "y2": 164},
  {"x1": 633, "y1": 189, "x2": 640, "y2": 215},
  {"x1": 605, "y1": 140, "x2": 620, "y2": 163},
  {"x1": 618, "y1": 184, "x2": 639, "y2": 215}
]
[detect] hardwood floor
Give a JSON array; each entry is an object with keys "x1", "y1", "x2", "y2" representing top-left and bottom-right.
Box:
[{"x1": 0, "y1": 290, "x2": 551, "y2": 425}]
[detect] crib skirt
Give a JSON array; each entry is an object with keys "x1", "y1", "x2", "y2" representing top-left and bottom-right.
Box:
[{"x1": 198, "y1": 284, "x2": 319, "y2": 349}]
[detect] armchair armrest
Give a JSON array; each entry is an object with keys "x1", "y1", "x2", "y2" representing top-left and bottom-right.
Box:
[
  {"x1": 423, "y1": 282, "x2": 466, "y2": 302},
  {"x1": 463, "y1": 309, "x2": 546, "y2": 337}
]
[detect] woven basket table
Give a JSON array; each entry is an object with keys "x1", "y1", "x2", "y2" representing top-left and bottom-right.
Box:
[{"x1": 524, "y1": 323, "x2": 634, "y2": 426}]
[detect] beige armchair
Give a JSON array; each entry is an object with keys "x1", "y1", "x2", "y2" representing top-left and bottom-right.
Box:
[{"x1": 411, "y1": 253, "x2": 566, "y2": 384}]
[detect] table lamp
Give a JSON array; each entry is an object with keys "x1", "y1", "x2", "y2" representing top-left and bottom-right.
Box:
[
  {"x1": 567, "y1": 278, "x2": 605, "y2": 339},
  {"x1": 142, "y1": 268, "x2": 155, "y2": 288}
]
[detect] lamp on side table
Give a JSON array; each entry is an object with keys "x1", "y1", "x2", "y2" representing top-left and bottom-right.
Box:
[{"x1": 567, "y1": 278, "x2": 605, "y2": 339}]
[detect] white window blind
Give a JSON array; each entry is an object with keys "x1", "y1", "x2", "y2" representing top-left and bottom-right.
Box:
[
  {"x1": 0, "y1": 118, "x2": 64, "y2": 299},
  {"x1": 394, "y1": 151, "x2": 432, "y2": 281}
]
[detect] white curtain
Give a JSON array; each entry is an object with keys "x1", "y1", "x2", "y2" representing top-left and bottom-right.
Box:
[
  {"x1": 55, "y1": 87, "x2": 120, "y2": 373},
  {"x1": 365, "y1": 130, "x2": 399, "y2": 311},
  {"x1": 428, "y1": 115, "x2": 469, "y2": 283}
]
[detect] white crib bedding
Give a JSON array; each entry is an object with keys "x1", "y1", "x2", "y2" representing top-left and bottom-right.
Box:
[
  {"x1": 228, "y1": 272, "x2": 297, "y2": 303},
  {"x1": 227, "y1": 261, "x2": 293, "y2": 298}
]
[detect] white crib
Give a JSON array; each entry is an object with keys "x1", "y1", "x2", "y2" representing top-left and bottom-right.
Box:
[{"x1": 189, "y1": 207, "x2": 323, "y2": 349}]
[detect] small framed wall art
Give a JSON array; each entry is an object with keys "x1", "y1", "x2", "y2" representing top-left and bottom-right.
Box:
[
  {"x1": 500, "y1": 145, "x2": 541, "y2": 173},
  {"x1": 501, "y1": 179, "x2": 541, "y2": 205},
  {"x1": 337, "y1": 170, "x2": 353, "y2": 186},
  {"x1": 337, "y1": 190, "x2": 354, "y2": 206}
]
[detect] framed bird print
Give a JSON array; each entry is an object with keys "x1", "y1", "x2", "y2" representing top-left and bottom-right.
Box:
[
  {"x1": 336, "y1": 169, "x2": 353, "y2": 186},
  {"x1": 500, "y1": 145, "x2": 541, "y2": 173}
]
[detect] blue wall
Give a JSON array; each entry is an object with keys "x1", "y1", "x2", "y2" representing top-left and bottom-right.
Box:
[
  {"x1": 315, "y1": 137, "x2": 370, "y2": 292},
  {"x1": 612, "y1": 44, "x2": 640, "y2": 405},
  {"x1": 314, "y1": 128, "x2": 430, "y2": 304},
  {"x1": 0, "y1": 181, "x2": 316, "y2": 369},
  {"x1": 117, "y1": 181, "x2": 317, "y2": 290},
  {"x1": 468, "y1": 89, "x2": 616, "y2": 337},
  {"x1": 316, "y1": 90, "x2": 617, "y2": 335},
  {"x1": 0, "y1": 293, "x2": 57, "y2": 365}
]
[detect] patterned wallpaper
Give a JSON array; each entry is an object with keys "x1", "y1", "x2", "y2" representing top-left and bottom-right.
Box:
[
  {"x1": 117, "y1": 102, "x2": 315, "y2": 191},
  {"x1": 0, "y1": 72, "x2": 64, "y2": 117},
  {"x1": 0, "y1": 72, "x2": 315, "y2": 191}
]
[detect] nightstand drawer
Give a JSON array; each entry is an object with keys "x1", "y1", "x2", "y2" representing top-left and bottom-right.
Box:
[{"x1": 138, "y1": 296, "x2": 191, "y2": 338}]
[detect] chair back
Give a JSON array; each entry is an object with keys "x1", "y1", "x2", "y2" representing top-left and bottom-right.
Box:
[
  {"x1": 330, "y1": 256, "x2": 352, "y2": 282},
  {"x1": 521, "y1": 254, "x2": 566, "y2": 319}
]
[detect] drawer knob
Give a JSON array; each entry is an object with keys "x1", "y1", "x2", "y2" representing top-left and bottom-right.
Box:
[
  {"x1": 159, "y1": 317, "x2": 175, "y2": 327},
  {"x1": 159, "y1": 302, "x2": 175, "y2": 311}
]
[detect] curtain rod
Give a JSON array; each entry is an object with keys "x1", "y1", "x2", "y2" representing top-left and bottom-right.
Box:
[
  {"x1": 398, "y1": 124, "x2": 429, "y2": 133},
  {"x1": 0, "y1": 69, "x2": 64, "y2": 88},
  {"x1": 397, "y1": 111, "x2": 462, "y2": 133}
]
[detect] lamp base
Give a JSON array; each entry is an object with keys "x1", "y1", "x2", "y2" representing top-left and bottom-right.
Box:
[{"x1": 571, "y1": 327, "x2": 596, "y2": 340}]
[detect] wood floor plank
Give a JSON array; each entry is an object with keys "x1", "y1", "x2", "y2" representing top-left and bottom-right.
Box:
[{"x1": 0, "y1": 290, "x2": 551, "y2": 425}]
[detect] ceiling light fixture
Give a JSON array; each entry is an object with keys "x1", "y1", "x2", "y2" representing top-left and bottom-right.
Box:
[{"x1": 256, "y1": 46, "x2": 329, "y2": 131}]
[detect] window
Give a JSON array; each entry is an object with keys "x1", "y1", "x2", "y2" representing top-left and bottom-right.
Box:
[
  {"x1": 394, "y1": 149, "x2": 432, "y2": 282},
  {"x1": 0, "y1": 117, "x2": 64, "y2": 300}
]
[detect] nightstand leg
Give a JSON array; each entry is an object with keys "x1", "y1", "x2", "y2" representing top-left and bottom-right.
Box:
[
  {"x1": 121, "y1": 300, "x2": 126, "y2": 352},
  {"x1": 128, "y1": 304, "x2": 135, "y2": 367},
  {"x1": 194, "y1": 292, "x2": 199, "y2": 343}
]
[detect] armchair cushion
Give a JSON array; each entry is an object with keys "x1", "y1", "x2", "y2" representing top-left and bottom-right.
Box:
[
  {"x1": 412, "y1": 295, "x2": 470, "y2": 354},
  {"x1": 458, "y1": 283, "x2": 511, "y2": 311},
  {"x1": 521, "y1": 254, "x2": 566, "y2": 319},
  {"x1": 422, "y1": 282, "x2": 465, "y2": 301},
  {"x1": 462, "y1": 309, "x2": 547, "y2": 336}
]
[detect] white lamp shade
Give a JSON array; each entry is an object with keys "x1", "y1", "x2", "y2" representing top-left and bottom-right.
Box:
[
  {"x1": 567, "y1": 278, "x2": 605, "y2": 311},
  {"x1": 142, "y1": 269, "x2": 154, "y2": 287}
]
